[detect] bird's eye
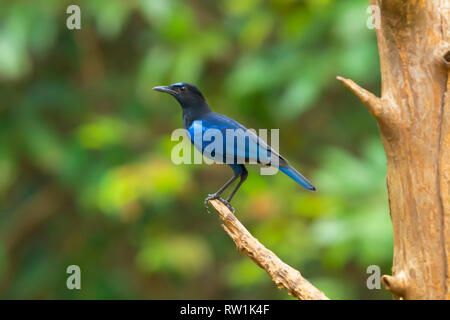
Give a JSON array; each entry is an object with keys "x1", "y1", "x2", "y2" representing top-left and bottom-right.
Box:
[{"x1": 180, "y1": 86, "x2": 186, "y2": 91}]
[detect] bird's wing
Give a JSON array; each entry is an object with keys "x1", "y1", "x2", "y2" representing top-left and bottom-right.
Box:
[{"x1": 187, "y1": 112, "x2": 288, "y2": 167}]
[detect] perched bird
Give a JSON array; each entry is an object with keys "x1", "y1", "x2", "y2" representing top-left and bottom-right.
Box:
[{"x1": 153, "y1": 83, "x2": 315, "y2": 211}]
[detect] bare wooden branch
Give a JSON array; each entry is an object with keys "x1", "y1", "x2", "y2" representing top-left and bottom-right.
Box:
[
  {"x1": 208, "y1": 199, "x2": 329, "y2": 300},
  {"x1": 336, "y1": 76, "x2": 390, "y2": 121},
  {"x1": 381, "y1": 272, "x2": 407, "y2": 299},
  {"x1": 336, "y1": 75, "x2": 401, "y2": 139}
]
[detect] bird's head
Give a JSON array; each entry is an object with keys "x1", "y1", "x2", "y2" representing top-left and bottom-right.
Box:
[{"x1": 152, "y1": 82, "x2": 206, "y2": 108}]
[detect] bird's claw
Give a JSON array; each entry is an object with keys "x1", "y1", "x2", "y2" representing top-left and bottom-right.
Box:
[
  {"x1": 220, "y1": 199, "x2": 235, "y2": 214},
  {"x1": 204, "y1": 194, "x2": 235, "y2": 214},
  {"x1": 204, "y1": 194, "x2": 218, "y2": 214}
]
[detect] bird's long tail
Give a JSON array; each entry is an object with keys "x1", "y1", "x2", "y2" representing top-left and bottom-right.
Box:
[{"x1": 279, "y1": 166, "x2": 316, "y2": 191}]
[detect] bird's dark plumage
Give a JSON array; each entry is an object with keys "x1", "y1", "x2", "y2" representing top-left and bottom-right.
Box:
[{"x1": 153, "y1": 82, "x2": 316, "y2": 210}]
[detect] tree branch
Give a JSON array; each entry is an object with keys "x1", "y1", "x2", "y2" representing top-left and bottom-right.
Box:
[
  {"x1": 336, "y1": 76, "x2": 385, "y2": 120},
  {"x1": 381, "y1": 272, "x2": 407, "y2": 299},
  {"x1": 208, "y1": 199, "x2": 329, "y2": 300}
]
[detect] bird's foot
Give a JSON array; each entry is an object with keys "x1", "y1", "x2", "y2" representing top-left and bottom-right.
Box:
[
  {"x1": 220, "y1": 199, "x2": 235, "y2": 214},
  {"x1": 204, "y1": 193, "x2": 219, "y2": 214},
  {"x1": 204, "y1": 194, "x2": 235, "y2": 214}
]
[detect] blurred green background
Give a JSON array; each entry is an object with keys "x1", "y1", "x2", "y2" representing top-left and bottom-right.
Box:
[{"x1": 0, "y1": 0, "x2": 392, "y2": 299}]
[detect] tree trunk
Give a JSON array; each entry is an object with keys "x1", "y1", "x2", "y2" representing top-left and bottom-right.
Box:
[{"x1": 339, "y1": 0, "x2": 449, "y2": 299}]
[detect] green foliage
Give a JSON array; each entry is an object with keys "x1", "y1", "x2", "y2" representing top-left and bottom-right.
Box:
[{"x1": 0, "y1": 0, "x2": 391, "y2": 299}]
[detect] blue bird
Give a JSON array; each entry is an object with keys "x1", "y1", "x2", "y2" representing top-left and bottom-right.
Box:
[{"x1": 153, "y1": 83, "x2": 315, "y2": 211}]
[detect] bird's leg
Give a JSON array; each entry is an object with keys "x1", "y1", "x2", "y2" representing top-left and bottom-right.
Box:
[
  {"x1": 208, "y1": 175, "x2": 239, "y2": 199},
  {"x1": 204, "y1": 174, "x2": 239, "y2": 213},
  {"x1": 217, "y1": 168, "x2": 248, "y2": 213},
  {"x1": 226, "y1": 168, "x2": 248, "y2": 203}
]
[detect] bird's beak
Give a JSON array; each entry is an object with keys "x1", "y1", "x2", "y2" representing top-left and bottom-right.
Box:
[{"x1": 152, "y1": 85, "x2": 177, "y2": 96}]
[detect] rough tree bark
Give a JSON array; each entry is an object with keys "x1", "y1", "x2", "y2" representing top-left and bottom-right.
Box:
[{"x1": 338, "y1": 0, "x2": 449, "y2": 299}]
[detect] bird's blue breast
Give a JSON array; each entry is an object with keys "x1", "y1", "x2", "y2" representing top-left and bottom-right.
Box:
[{"x1": 186, "y1": 113, "x2": 276, "y2": 165}]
